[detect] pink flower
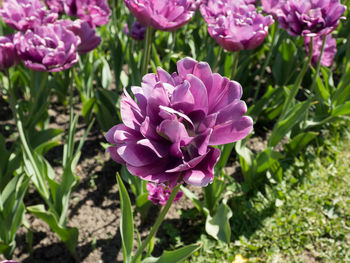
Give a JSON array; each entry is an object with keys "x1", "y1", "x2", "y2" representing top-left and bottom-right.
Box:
[
  {"x1": 200, "y1": 0, "x2": 274, "y2": 52},
  {"x1": 146, "y1": 183, "x2": 183, "y2": 205},
  {"x1": 0, "y1": 0, "x2": 57, "y2": 31},
  {"x1": 123, "y1": 0, "x2": 198, "y2": 31},
  {"x1": 304, "y1": 35, "x2": 337, "y2": 67},
  {"x1": 75, "y1": 0, "x2": 111, "y2": 27},
  {"x1": 105, "y1": 58, "x2": 253, "y2": 187}
]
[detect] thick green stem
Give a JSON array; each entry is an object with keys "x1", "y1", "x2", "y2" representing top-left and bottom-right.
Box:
[
  {"x1": 230, "y1": 51, "x2": 240, "y2": 79},
  {"x1": 212, "y1": 47, "x2": 223, "y2": 72},
  {"x1": 253, "y1": 24, "x2": 279, "y2": 103},
  {"x1": 141, "y1": 27, "x2": 153, "y2": 76},
  {"x1": 131, "y1": 184, "x2": 181, "y2": 263},
  {"x1": 280, "y1": 37, "x2": 313, "y2": 118},
  {"x1": 310, "y1": 35, "x2": 327, "y2": 94}
]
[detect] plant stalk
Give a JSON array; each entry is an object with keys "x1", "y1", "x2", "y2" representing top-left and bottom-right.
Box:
[
  {"x1": 141, "y1": 27, "x2": 153, "y2": 76},
  {"x1": 230, "y1": 51, "x2": 240, "y2": 79},
  {"x1": 131, "y1": 184, "x2": 181, "y2": 263}
]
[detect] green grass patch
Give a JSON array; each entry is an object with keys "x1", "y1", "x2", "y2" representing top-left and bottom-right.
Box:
[{"x1": 189, "y1": 135, "x2": 350, "y2": 263}]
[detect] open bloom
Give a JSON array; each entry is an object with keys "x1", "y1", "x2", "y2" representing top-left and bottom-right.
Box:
[
  {"x1": 45, "y1": 0, "x2": 76, "y2": 15},
  {"x1": 58, "y1": 19, "x2": 101, "y2": 54},
  {"x1": 261, "y1": 0, "x2": 286, "y2": 17},
  {"x1": 123, "y1": 0, "x2": 198, "y2": 31},
  {"x1": 105, "y1": 58, "x2": 253, "y2": 187},
  {"x1": 14, "y1": 22, "x2": 80, "y2": 72},
  {"x1": 0, "y1": 0, "x2": 57, "y2": 31},
  {"x1": 75, "y1": 0, "x2": 111, "y2": 27},
  {"x1": 277, "y1": 0, "x2": 346, "y2": 37},
  {"x1": 304, "y1": 34, "x2": 337, "y2": 67},
  {"x1": 146, "y1": 183, "x2": 183, "y2": 205},
  {"x1": 0, "y1": 35, "x2": 20, "y2": 70},
  {"x1": 200, "y1": 0, "x2": 274, "y2": 52}
]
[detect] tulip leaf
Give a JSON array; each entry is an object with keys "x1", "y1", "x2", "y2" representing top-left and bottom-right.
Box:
[
  {"x1": 268, "y1": 100, "x2": 311, "y2": 148},
  {"x1": 27, "y1": 204, "x2": 78, "y2": 257},
  {"x1": 116, "y1": 172, "x2": 134, "y2": 263},
  {"x1": 205, "y1": 203, "x2": 233, "y2": 243},
  {"x1": 332, "y1": 101, "x2": 350, "y2": 117},
  {"x1": 141, "y1": 244, "x2": 201, "y2": 263},
  {"x1": 286, "y1": 132, "x2": 319, "y2": 155}
]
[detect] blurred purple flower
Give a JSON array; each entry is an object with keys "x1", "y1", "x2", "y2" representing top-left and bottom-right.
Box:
[
  {"x1": 14, "y1": 22, "x2": 80, "y2": 72},
  {"x1": 146, "y1": 183, "x2": 183, "y2": 205},
  {"x1": 0, "y1": 261, "x2": 20, "y2": 263},
  {"x1": 130, "y1": 21, "x2": 146, "y2": 41},
  {"x1": 304, "y1": 34, "x2": 337, "y2": 67},
  {"x1": 0, "y1": 35, "x2": 20, "y2": 70},
  {"x1": 277, "y1": 0, "x2": 346, "y2": 37},
  {"x1": 261, "y1": 0, "x2": 285, "y2": 17},
  {"x1": 105, "y1": 57, "x2": 253, "y2": 187},
  {"x1": 58, "y1": 19, "x2": 101, "y2": 54},
  {"x1": 123, "y1": 0, "x2": 198, "y2": 31},
  {"x1": 45, "y1": 0, "x2": 76, "y2": 15},
  {"x1": 75, "y1": 0, "x2": 111, "y2": 27},
  {"x1": 0, "y1": 0, "x2": 57, "y2": 31},
  {"x1": 123, "y1": 23, "x2": 129, "y2": 35},
  {"x1": 200, "y1": 0, "x2": 274, "y2": 52}
]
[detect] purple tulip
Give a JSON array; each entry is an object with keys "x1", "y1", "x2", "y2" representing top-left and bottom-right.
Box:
[
  {"x1": 45, "y1": 0, "x2": 76, "y2": 15},
  {"x1": 14, "y1": 22, "x2": 80, "y2": 72},
  {"x1": 276, "y1": 0, "x2": 346, "y2": 37},
  {"x1": 75, "y1": 0, "x2": 111, "y2": 27},
  {"x1": 0, "y1": 0, "x2": 58, "y2": 31},
  {"x1": 146, "y1": 183, "x2": 183, "y2": 205},
  {"x1": 130, "y1": 21, "x2": 146, "y2": 41},
  {"x1": 0, "y1": 35, "x2": 20, "y2": 70},
  {"x1": 105, "y1": 57, "x2": 253, "y2": 187},
  {"x1": 123, "y1": 0, "x2": 198, "y2": 31},
  {"x1": 261, "y1": 0, "x2": 285, "y2": 17},
  {"x1": 304, "y1": 35, "x2": 337, "y2": 67},
  {"x1": 58, "y1": 19, "x2": 101, "y2": 54},
  {"x1": 200, "y1": 0, "x2": 274, "y2": 52}
]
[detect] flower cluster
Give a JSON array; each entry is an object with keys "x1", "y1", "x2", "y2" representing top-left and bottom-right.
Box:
[
  {"x1": 106, "y1": 57, "x2": 253, "y2": 187},
  {"x1": 123, "y1": 0, "x2": 198, "y2": 31},
  {"x1": 0, "y1": 0, "x2": 109, "y2": 71},
  {"x1": 200, "y1": 0, "x2": 274, "y2": 52},
  {"x1": 146, "y1": 183, "x2": 183, "y2": 205}
]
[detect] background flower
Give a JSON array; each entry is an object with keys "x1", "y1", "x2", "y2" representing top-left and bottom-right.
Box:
[
  {"x1": 146, "y1": 183, "x2": 183, "y2": 205},
  {"x1": 304, "y1": 35, "x2": 337, "y2": 67},
  {"x1": 45, "y1": 0, "x2": 76, "y2": 15},
  {"x1": 75, "y1": 0, "x2": 111, "y2": 27},
  {"x1": 277, "y1": 0, "x2": 346, "y2": 37},
  {"x1": 0, "y1": 0, "x2": 57, "y2": 31},
  {"x1": 0, "y1": 35, "x2": 20, "y2": 70},
  {"x1": 200, "y1": 0, "x2": 274, "y2": 52},
  {"x1": 14, "y1": 23, "x2": 80, "y2": 72},
  {"x1": 105, "y1": 57, "x2": 253, "y2": 187},
  {"x1": 123, "y1": 0, "x2": 198, "y2": 31},
  {"x1": 130, "y1": 21, "x2": 146, "y2": 41}
]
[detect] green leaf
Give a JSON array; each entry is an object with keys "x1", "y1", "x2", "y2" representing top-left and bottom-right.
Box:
[
  {"x1": 268, "y1": 100, "x2": 311, "y2": 147},
  {"x1": 332, "y1": 101, "x2": 350, "y2": 117},
  {"x1": 256, "y1": 148, "x2": 283, "y2": 174},
  {"x1": 116, "y1": 172, "x2": 134, "y2": 263},
  {"x1": 286, "y1": 132, "x2": 318, "y2": 155},
  {"x1": 141, "y1": 244, "x2": 201, "y2": 263},
  {"x1": 205, "y1": 203, "x2": 233, "y2": 243},
  {"x1": 136, "y1": 193, "x2": 152, "y2": 221},
  {"x1": 180, "y1": 186, "x2": 203, "y2": 214},
  {"x1": 27, "y1": 205, "x2": 78, "y2": 257}
]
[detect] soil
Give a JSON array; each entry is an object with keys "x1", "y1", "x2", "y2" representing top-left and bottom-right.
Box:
[{"x1": 0, "y1": 92, "x2": 271, "y2": 263}]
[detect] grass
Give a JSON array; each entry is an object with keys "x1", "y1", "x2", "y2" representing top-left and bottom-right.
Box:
[{"x1": 188, "y1": 133, "x2": 350, "y2": 263}]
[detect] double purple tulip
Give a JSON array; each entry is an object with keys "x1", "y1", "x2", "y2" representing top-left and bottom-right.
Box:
[
  {"x1": 200, "y1": 0, "x2": 274, "y2": 52},
  {"x1": 262, "y1": 0, "x2": 346, "y2": 37},
  {"x1": 304, "y1": 35, "x2": 337, "y2": 67},
  {"x1": 123, "y1": 0, "x2": 198, "y2": 31},
  {"x1": 0, "y1": 0, "x2": 57, "y2": 31},
  {"x1": 106, "y1": 58, "x2": 253, "y2": 187},
  {"x1": 14, "y1": 23, "x2": 80, "y2": 72}
]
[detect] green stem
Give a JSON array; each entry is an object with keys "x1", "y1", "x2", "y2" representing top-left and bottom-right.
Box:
[
  {"x1": 212, "y1": 47, "x2": 223, "y2": 72},
  {"x1": 6, "y1": 70, "x2": 51, "y2": 202},
  {"x1": 131, "y1": 184, "x2": 181, "y2": 263},
  {"x1": 310, "y1": 35, "x2": 327, "y2": 94},
  {"x1": 230, "y1": 51, "x2": 240, "y2": 79},
  {"x1": 141, "y1": 27, "x2": 153, "y2": 76},
  {"x1": 280, "y1": 37, "x2": 313, "y2": 118},
  {"x1": 253, "y1": 24, "x2": 280, "y2": 103}
]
